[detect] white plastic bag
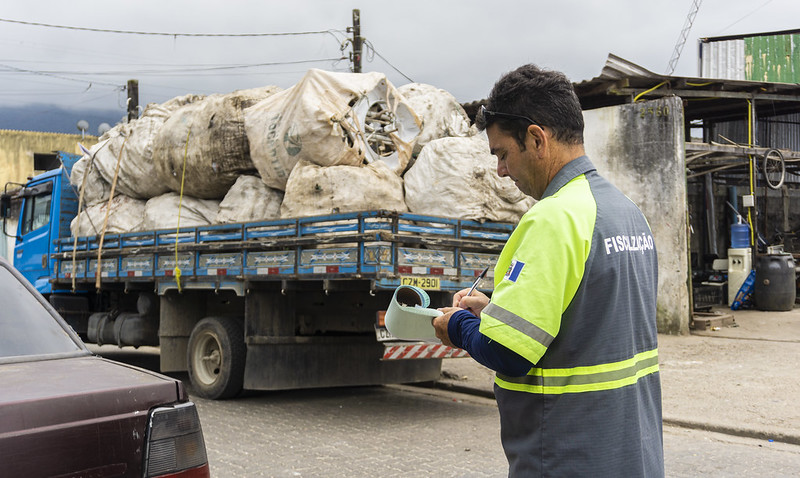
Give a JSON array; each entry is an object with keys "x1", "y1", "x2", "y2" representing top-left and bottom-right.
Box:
[
  {"x1": 153, "y1": 86, "x2": 282, "y2": 199},
  {"x1": 142, "y1": 193, "x2": 220, "y2": 230},
  {"x1": 397, "y1": 83, "x2": 472, "y2": 154},
  {"x1": 70, "y1": 195, "x2": 146, "y2": 237},
  {"x1": 216, "y1": 175, "x2": 283, "y2": 223},
  {"x1": 245, "y1": 69, "x2": 421, "y2": 190},
  {"x1": 70, "y1": 150, "x2": 114, "y2": 207},
  {"x1": 404, "y1": 136, "x2": 534, "y2": 223},
  {"x1": 280, "y1": 160, "x2": 408, "y2": 218},
  {"x1": 91, "y1": 94, "x2": 205, "y2": 199}
]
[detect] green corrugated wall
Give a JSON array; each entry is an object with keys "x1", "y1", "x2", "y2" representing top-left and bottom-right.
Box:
[{"x1": 745, "y1": 34, "x2": 800, "y2": 83}]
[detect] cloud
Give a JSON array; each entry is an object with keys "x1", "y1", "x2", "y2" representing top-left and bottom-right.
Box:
[{"x1": 1, "y1": 0, "x2": 798, "y2": 113}]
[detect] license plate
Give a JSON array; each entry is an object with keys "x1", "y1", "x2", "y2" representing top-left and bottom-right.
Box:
[
  {"x1": 400, "y1": 276, "x2": 440, "y2": 290},
  {"x1": 375, "y1": 326, "x2": 397, "y2": 342}
]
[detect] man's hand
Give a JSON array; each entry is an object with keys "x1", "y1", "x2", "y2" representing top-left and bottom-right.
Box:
[
  {"x1": 432, "y1": 307, "x2": 461, "y2": 347},
  {"x1": 452, "y1": 288, "x2": 490, "y2": 316}
]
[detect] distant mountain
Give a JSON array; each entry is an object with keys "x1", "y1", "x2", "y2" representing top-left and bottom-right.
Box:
[{"x1": 0, "y1": 104, "x2": 124, "y2": 135}]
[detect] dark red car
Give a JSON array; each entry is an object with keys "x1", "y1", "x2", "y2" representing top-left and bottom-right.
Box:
[{"x1": 0, "y1": 258, "x2": 210, "y2": 477}]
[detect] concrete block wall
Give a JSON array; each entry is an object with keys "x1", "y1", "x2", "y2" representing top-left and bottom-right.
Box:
[{"x1": 583, "y1": 97, "x2": 690, "y2": 335}]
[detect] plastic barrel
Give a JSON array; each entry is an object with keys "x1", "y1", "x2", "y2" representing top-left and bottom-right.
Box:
[
  {"x1": 731, "y1": 223, "x2": 750, "y2": 249},
  {"x1": 754, "y1": 253, "x2": 796, "y2": 311}
]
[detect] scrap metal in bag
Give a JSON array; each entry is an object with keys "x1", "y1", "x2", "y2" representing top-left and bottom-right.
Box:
[{"x1": 245, "y1": 69, "x2": 421, "y2": 190}]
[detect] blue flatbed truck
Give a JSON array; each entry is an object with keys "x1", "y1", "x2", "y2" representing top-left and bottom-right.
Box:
[{"x1": 1, "y1": 151, "x2": 511, "y2": 399}]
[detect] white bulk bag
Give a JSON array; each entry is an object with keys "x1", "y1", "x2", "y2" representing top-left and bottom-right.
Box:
[
  {"x1": 245, "y1": 69, "x2": 421, "y2": 190},
  {"x1": 396, "y1": 83, "x2": 472, "y2": 154},
  {"x1": 70, "y1": 150, "x2": 114, "y2": 207},
  {"x1": 153, "y1": 86, "x2": 282, "y2": 199},
  {"x1": 69, "y1": 195, "x2": 146, "y2": 237},
  {"x1": 215, "y1": 175, "x2": 283, "y2": 223},
  {"x1": 91, "y1": 94, "x2": 205, "y2": 200},
  {"x1": 142, "y1": 193, "x2": 220, "y2": 231},
  {"x1": 154, "y1": 94, "x2": 206, "y2": 117},
  {"x1": 404, "y1": 136, "x2": 534, "y2": 223},
  {"x1": 280, "y1": 160, "x2": 408, "y2": 218}
]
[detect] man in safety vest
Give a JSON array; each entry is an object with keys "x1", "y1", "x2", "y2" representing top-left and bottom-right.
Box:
[{"x1": 432, "y1": 64, "x2": 664, "y2": 477}]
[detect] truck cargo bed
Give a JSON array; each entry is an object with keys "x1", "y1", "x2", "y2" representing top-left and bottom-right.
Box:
[{"x1": 53, "y1": 210, "x2": 511, "y2": 293}]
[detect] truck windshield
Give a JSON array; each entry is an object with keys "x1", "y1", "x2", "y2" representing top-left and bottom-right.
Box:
[
  {"x1": 20, "y1": 190, "x2": 51, "y2": 235},
  {"x1": 0, "y1": 265, "x2": 83, "y2": 359}
]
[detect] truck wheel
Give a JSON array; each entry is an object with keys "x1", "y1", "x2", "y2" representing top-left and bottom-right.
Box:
[{"x1": 187, "y1": 316, "x2": 246, "y2": 399}]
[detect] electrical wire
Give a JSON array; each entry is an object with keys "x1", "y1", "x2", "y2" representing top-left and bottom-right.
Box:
[
  {"x1": 363, "y1": 40, "x2": 413, "y2": 83},
  {"x1": 0, "y1": 20, "x2": 349, "y2": 90},
  {"x1": 19, "y1": 57, "x2": 347, "y2": 76},
  {"x1": 0, "y1": 18, "x2": 367, "y2": 113},
  {"x1": 715, "y1": 0, "x2": 774, "y2": 35},
  {"x1": 0, "y1": 62, "x2": 122, "y2": 87},
  {"x1": 0, "y1": 17, "x2": 337, "y2": 37},
  {"x1": 633, "y1": 81, "x2": 668, "y2": 102}
]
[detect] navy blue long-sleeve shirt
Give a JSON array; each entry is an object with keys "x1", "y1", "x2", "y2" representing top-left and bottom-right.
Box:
[{"x1": 447, "y1": 309, "x2": 532, "y2": 377}]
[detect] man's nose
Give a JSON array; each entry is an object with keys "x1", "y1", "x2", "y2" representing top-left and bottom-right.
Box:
[{"x1": 497, "y1": 160, "x2": 508, "y2": 177}]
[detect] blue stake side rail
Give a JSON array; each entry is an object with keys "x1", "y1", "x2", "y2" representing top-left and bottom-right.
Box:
[{"x1": 52, "y1": 211, "x2": 513, "y2": 293}]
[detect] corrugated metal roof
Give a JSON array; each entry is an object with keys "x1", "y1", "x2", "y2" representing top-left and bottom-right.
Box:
[
  {"x1": 464, "y1": 54, "x2": 800, "y2": 128},
  {"x1": 700, "y1": 33, "x2": 800, "y2": 83},
  {"x1": 459, "y1": 54, "x2": 800, "y2": 180},
  {"x1": 575, "y1": 54, "x2": 800, "y2": 121},
  {"x1": 596, "y1": 53, "x2": 662, "y2": 80},
  {"x1": 700, "y1": 28, "x2": 800, "y2": 43},
  {"x1": 700, "y1": 40, "x2": 746, "y2": 81}
]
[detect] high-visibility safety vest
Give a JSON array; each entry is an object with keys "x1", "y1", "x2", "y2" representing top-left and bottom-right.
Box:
[{"x1": 480, "y1": 156, "x2": 663, "y2": 477}]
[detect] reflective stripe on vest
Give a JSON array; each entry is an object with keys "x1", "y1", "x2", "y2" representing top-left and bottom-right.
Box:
[
  {"x1": 495, "y1": 348, "x2": 659, "y2": 394},
  {"x1": 482, "y1": 302, "x2": 555, "y2": 349}
]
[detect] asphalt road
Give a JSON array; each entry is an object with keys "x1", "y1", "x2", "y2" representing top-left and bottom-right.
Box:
[{"x1": 90, "y1": 345, "x2": 800, "y2": 477}]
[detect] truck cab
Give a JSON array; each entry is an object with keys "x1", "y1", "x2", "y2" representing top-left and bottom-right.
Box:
[{"x1": 1, "y1": 152, "x2": 80, "y2": 294}]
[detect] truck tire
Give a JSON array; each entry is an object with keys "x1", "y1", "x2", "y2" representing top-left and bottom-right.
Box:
[{"x1": 187, "y1": 316, "x2": 246, "y2": 399}]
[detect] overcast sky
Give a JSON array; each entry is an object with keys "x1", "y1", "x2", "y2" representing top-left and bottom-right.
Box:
[{"x1": 1, "y1": 0, "x2": 798, "y2": 120}]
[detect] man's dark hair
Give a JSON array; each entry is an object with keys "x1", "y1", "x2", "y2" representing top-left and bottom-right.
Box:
[{"x1": 477, "y1": 64, "x2": 584, "y2": 148}]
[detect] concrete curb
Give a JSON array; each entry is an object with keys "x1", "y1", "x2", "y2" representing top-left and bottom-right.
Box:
[
  {"x1": 662, "y1": 416, "x2": 800, "y2": 446},
  {"x1": 416, "y1": 380, "x2": 495, "y2": 400},
  {"x1": 416, "y1": 381, "x2": 800, "y2": 447}
]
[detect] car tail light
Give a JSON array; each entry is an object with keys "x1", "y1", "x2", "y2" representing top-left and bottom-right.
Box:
[{"x1": 145, "y1": 402, "x2": 210, "y2": 477}]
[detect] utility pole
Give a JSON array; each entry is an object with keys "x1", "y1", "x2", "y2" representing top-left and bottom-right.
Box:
[
  {"x1": 127, "y1": 79, "x2": 139, "y2": 122},
  {"x1": 351, "y1": 9, "x2": 362, "y2": 73}
]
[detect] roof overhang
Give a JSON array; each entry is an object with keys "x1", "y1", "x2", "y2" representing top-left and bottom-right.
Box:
[{"x1": 575, "y1": 54, "x2": 800, "y2": 122}]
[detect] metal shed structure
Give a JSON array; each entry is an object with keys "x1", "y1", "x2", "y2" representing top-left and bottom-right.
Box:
[
  {"x1": 464, "y1": 53, "x2": 800, "y2": 317},
  {"x1": 577, "y1": 54, "x2": 800, "y2": 312}
]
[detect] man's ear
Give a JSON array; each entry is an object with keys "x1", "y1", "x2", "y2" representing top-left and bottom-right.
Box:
[{"x1": 526, "y1": 124, "x2": 547, "y2": 153}]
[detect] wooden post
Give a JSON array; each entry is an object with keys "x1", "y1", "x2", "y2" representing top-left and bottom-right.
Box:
[
  {"x1": 352, "y1": 9, "x2": 362, "y2": 73},
  {"x1": 127, "y1": 79, "x2": 139, "y2": 122}
]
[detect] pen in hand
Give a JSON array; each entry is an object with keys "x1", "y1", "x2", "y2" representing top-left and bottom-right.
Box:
[{"x1": 465, "y1": 266, "x2": 490, "y2": 298}]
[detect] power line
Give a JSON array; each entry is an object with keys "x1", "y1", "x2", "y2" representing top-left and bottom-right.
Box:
[
  {"x1": 363, "y1": 40, "x2": 414, "y2": 83},
  {"x1": 6, "y1": 57, "x2": 347, "y2": 76},
  {"x1": 715, "y1": 0, "x2": 774, "y2": 35},
  {"x1": 0, "y1": 62, "x2": 122, "y2": 87},
  {"x1": 0, "y1": 17, "x2": 339, "y2": 37}
]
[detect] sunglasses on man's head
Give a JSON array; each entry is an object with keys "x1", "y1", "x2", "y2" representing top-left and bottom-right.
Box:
[{"x1": 478, "y1": 105, "x2": 539, "y2": 127}]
